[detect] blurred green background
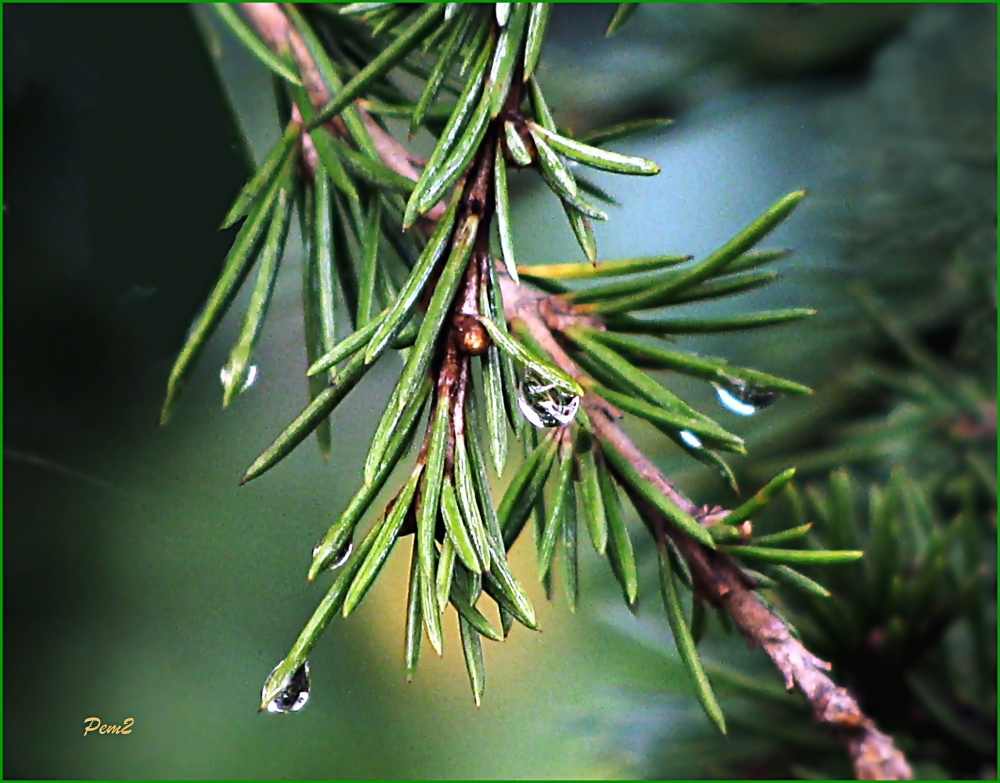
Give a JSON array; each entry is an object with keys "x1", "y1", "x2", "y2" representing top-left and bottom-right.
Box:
[{"x1": 4, "y1": 4, "x2": 994, "y2": 778}]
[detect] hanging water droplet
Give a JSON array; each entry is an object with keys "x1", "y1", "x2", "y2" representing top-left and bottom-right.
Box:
[
  {"x1": 263, "y1": 661, "x2": 310, "y2": 714},
  {"x1": 713, "y1": 380, "x2": 779, "y2": 417},
  {"x1": 220, "y1": 364, "x2": 259, "y2": 394},
  {"x1": 678, "y1": 430, "x2": 703, "y2": 450},
  {"x1": 312, "y1": 537, "x2": 353, "y2": 571},
  {"x1": 517, "y1": 368, "x2": 580, "y2": 428}
]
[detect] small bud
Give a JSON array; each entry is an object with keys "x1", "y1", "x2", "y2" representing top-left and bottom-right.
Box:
[{"x1": 455, "y1": 315, "x2": 491, "y2": 356}]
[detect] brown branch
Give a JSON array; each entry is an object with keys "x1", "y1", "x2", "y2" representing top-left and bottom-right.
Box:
[
  {"x1": 500, "y1": 274, "x2": 913, "y2": 781},
  {"x1": 399, "y1": 121, "x2": 497, "y2": 535}
]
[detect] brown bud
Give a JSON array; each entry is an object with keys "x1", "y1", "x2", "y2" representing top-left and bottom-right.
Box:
[{"x1": 454, "y1": 315, "x2": 491, "y2": 356}]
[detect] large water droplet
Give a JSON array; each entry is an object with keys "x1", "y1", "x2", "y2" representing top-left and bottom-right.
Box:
[
  {"x1": 263, "y1": 661, "x2": 310, "y2": 714},
  {"x1": 517, "y1": 368, "x2": 580, "y2": 428},
  {"x1": 678, "y1": 430, "x2": 703, "y2": 449},
  {"x1": 220, "y1": 364, "x2": 259, "y2": 394},
  {"x1": 313, "y1": 537, "x2": 353, "y2": 571},
  {"x1": 713, "y1": 380, "x2": 778, "y2": 417}
]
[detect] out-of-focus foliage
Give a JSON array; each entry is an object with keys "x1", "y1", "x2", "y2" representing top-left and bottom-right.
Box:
[{"x1": 534, "y1": 3, "x2": 917, "y2": 128}]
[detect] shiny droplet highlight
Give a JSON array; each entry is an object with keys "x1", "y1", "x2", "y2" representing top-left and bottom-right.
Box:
[
  {"x1": 220, "y1": 364, "x2": 259, "y2": 394},
  {"x1": 678, "y1": 430, "x2": 703, "y2": 449},
  {"x1": 517, "y1": 368, "x2": 580, "y2": 428},
  {"x1": 713, "y1": 380, "x2": 779, "y2": 417},
  {"x1": 313, "y1": 537, "x2": 353, "y2": 572},
  {"x1": 263, "y1": 661, "x2": 310, "y2": 714}
]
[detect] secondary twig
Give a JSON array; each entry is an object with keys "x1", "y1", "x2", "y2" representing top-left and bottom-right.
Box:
[
  {"x1": 500, "y1": 273, "x2": 913, "y2": 781},
  {"x1": 239, "y1": 3, "x2": 445, "y2": 219}
]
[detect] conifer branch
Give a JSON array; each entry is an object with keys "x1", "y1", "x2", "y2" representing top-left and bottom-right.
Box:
[
  {"x1": 186, "y1": 6, "x2": 928, "y2": 777},
  {"x1": 499, "y1": 275, "x2": 913, "y2": 781}
]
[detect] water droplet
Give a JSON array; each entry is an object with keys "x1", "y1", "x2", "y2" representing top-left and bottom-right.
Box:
[
  {"x1": 713, "y1": 380, "x2": 779, "y2": 417},
  {"x1": 678, "y1": 430, "x2": 703, "y2": 449},
  {"x1": 263, "y1": 661, "x2": 310, "y2": 714},
  {"x1": 243, "y1": 364, "x2": 258, "y2": 391},
  {"x1": 220, "y1": 364, "x2": 259, "y2": 394},
  {"x1": 517, "y1": 368, "x2": 580, "y2": 428},
  {"x1": 312, "y1": 537, "x2": 353, "y2": 571}
]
